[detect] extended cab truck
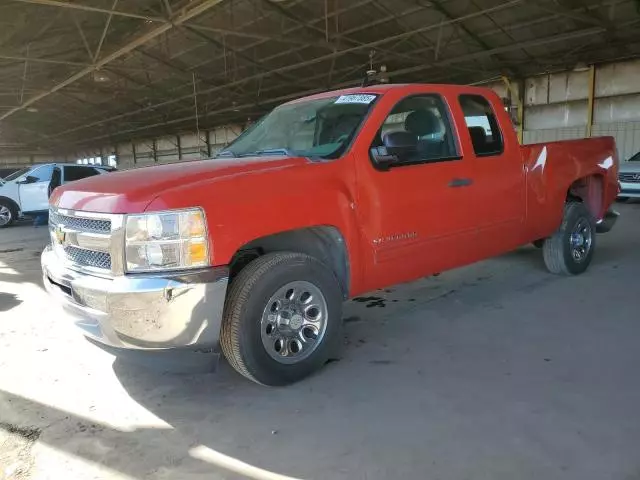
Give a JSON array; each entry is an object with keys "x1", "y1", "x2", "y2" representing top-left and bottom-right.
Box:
[
  {"x1": 42, "y1": 84, "x2": 619, "y2": 386},
  {"x1": 0, "y1": 163, "x2": 115, "y2": 227}
]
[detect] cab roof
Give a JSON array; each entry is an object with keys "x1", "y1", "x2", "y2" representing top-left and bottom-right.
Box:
[{"x1": 284, "y1": 83, "x2": 495, "y2": 106}]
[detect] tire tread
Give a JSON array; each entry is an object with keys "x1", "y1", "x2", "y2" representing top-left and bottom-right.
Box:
[{"x1": 542, "y1": 201, "x2": 594, "y2": 276}]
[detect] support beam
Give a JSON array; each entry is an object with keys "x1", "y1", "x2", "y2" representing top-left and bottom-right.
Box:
[
  {"x1": 188, "y1": 24, "x2": 326, "y2": 47},
  {"x1": 94, "y1": 0, "x2": 118, "y2": 63},
  {"x1": 586, "y1": 64, "x2": 596, "y2": 138},
  {"x1": 69, "y1": 24, "x2": 615, "y2": 147},
  {"x1": 0, "y1": 54, "x2": 88, "y2": 66},
  {"x1": 35, "y1": 0, "x2": 631, "y2": 146},
  {"x1": 205, "y1": 130, "x2": 211, "y2": 157},
  {"x1": 0, "y1": 0, "x2": 224, "y2": 122},
  {"x1": 9, "y1": 0, "x2": 167, "y2": 22},
  {"x1": 428, "y1": 0, "x2": 522, "y2": 77},
  {"x1": 528, "y1": 0, "x2": 610, "y2": 28},
  {"x1": 501, "y1": 75, "x2": 524, "y2": 143},
  {"x1": 70, "y1": 12, "x2": 94, "y2": 61}
]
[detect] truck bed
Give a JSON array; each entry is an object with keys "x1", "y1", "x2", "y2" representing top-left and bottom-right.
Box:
[{"x1": 520, "y1": 136, "x2": 618, "y2": 241}]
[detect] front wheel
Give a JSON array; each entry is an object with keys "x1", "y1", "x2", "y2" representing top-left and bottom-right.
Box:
[
  {"x1": 0, "y1": 200, "x2": 17, "y2": 228},
  {"x1": 543, "y1": 202, "x2": 595, "y2": 275},
  {"x1": 220, "y1": 252, "x2": 343, "y2": 386}
]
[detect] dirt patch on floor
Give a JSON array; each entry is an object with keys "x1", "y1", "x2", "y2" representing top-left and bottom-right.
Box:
[{"x1": 0, "y1": 423, "x2": 41, "y2": 480}]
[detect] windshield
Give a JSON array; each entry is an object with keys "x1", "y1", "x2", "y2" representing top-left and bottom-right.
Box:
[
  {"x1": 629, "y1": 151, "x2": 640, "y2": 162},
  {"x1": 3, "y1": 167, "x2": 30, "y2": 182},
  {"x1": 220, "y1": 93, "x2": 378, "y2": 159}
]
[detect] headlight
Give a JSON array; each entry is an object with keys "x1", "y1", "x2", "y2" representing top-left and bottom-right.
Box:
[{"x1": 125, "y1": 208, "x2": 209, "y2": 272}]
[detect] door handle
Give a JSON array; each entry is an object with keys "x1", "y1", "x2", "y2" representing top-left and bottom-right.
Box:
[{"x1": 448, "y1": 178, "x2": 473, "y2": 188}]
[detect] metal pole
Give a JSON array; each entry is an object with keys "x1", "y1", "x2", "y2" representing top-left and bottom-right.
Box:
[
  {"x1": 501, "y1": 76, "x2": 524, "y2": 143},
  {"x1": 586, "y1": 64, "x2": 596, "y2": 137}
]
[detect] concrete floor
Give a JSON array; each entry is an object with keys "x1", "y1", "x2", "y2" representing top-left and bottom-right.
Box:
[{"x1": 1, "y1": 205, "x2": 640, "y2": 480}]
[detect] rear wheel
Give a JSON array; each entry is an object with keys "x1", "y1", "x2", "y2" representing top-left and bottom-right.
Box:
[
  {"x1": 220, "y1": 252, "x2": 343, "y2": 386},
  {"x1": 543, "y1": 202, "x2": 595, "y2": 275},
  {"x1": 0, "y1": 200, "x2": 17, "y2": 228}
]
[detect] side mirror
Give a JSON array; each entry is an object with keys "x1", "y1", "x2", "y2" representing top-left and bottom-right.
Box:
[
  {"x1": 370, "y1": 131, "x2": 418, "y2": 170},
  {"x1": 17, "y1": 175, "x2": 38, "y2": 185}
]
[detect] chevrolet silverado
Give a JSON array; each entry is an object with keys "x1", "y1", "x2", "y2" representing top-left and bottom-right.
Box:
[{"x1": 43, "y1": 84, "x2": 620, "y2": 385}]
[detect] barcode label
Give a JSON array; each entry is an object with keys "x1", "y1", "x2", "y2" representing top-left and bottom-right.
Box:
[{"x1": 335, "y1": 94, "x2": 376, "y2": 104}]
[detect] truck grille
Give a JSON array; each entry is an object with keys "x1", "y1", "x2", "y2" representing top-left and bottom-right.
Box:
[
  {"x1": 49, "y1": 210, "x2": 111, "y2": 233},
  {"x1": 618, "y1": 173, "x2": 640, "y2": 183},
  {"x1": 63, "y1": 246, "x2": 112, "y2": 270},
  {"x1": 49, "y1": 207, "x2": 117, "y2": 273}
]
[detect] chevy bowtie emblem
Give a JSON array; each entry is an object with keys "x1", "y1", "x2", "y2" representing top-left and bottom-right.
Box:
[{"x1": 55, "y1": 226, "x2": 66, "y2": 244}]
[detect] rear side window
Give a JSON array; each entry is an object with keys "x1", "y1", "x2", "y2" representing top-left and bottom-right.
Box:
[
  {"x1": 459, "y1": 95, "x2": 503, "y2": 157},
  {"x1": 64, "y1": 166, "x2": 100, "y2": 182}
]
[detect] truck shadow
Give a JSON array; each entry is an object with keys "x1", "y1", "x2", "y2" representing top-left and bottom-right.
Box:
[
  {"x1": 0, "y1": 388, "x2": 303, "y2": 480},
  {"x1": 104, "y1": 247, "x2": 577, "y2": 478},
  {"x1": 0, "y1": 292, "x2": 22, "y2": 312}
]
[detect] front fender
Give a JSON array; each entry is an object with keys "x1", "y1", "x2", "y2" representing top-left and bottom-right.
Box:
[{"x1": 145, "y1": 159, "x2": 364, "y2": 294}]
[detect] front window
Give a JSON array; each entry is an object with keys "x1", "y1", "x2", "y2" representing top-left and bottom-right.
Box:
[
  {"x1": 219, "y1": 93, "x2": 378, "y2": 159},
  {"x1": 29, "y1": 164, "x2": 54, "y2": 182},
  {"x1": 3, "y1": 167, "x2": 30, "y2": 182}
]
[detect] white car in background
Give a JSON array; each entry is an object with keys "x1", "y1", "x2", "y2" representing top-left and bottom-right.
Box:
[
  {"x1": 0, "y1": 163, "x2": 115, "y2": 227},
  {"x1": 618, "y1": 151, "x2": 640, "y2": 201}
]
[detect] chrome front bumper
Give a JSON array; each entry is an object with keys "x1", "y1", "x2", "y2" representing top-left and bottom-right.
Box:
[{"x1": 41, "y1": 246, "x2": 229, "y2": 354}]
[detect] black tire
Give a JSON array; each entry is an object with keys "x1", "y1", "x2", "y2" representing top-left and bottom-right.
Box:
[
  {"x1": 220, "y1": 252, "x2": 343, "y2": 386},
  {"x1": 617, "y1": 197, "x2": 629, "y2": 203},
  {"x1": 0, "y1": 199, "x2": 17, "y2": 228},
  {"x1": 542, "y1": 202, "x2": 596, "y2": 275},
  {"x1": 532, "y1": 239, "x2": 545, "y2": 249}
]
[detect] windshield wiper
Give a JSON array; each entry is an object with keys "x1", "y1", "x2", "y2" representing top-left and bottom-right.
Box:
[
  {"x1": 215, "y1": 150, "x2": 235, "y2": 158},
  {"x1": 245, "y1": 148, "x2": 293, "y2": 157}
]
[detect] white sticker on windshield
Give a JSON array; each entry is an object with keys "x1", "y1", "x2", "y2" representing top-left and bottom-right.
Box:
[{"x1": 335, "y1": 94, "x2": 376, "y2": 104}]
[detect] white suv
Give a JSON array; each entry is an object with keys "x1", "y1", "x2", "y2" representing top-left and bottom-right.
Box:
[{"x1": 0, "y1": 163, "x2": 114, "y2": 227}]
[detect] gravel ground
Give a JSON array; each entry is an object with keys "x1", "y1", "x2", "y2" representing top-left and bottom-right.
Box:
[{"x1": 1, "y1": 204, "x2": 639, "y2": 480}]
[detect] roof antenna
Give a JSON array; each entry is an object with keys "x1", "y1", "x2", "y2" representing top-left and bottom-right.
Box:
[{"x1": 362, "y1": 50, "x2": 377, "y2": 87}]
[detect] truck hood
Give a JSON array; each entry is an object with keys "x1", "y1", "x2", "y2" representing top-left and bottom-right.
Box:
[
  {"x1": 51, "y1": 156, "x2": 309, "y2": 213},
  {"x1": 619, "y1": 161, "x2": 640, "y2": 174}
]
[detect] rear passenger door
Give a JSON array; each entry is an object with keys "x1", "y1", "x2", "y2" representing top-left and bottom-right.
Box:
[{"x1": 458, "y1": 94, "x2": 525, "y2": 253}]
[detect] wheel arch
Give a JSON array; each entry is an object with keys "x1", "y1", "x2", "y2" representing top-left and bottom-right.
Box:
[
  {"x1": 228, "y1": 225, "x2": 351, "y2": 299},
  {"x1": 0, "y1": 195, "x2": 19, "y2": 212},
  {"x1": 566, "y1": 174, "x2": 605, "y2": 220}
]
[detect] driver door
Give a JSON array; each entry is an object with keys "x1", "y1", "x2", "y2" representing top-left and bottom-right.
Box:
[
  {"x1": 19, "y1": 165, "x2": 53, "y2": 213},
  {"x1": 356, "y1": 93, "x2": 477, "y2": 290}
]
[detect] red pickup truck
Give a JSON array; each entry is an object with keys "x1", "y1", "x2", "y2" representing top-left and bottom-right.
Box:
[{"x1": 43, "y1": 83, "x2": 619, "y2": 385}]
